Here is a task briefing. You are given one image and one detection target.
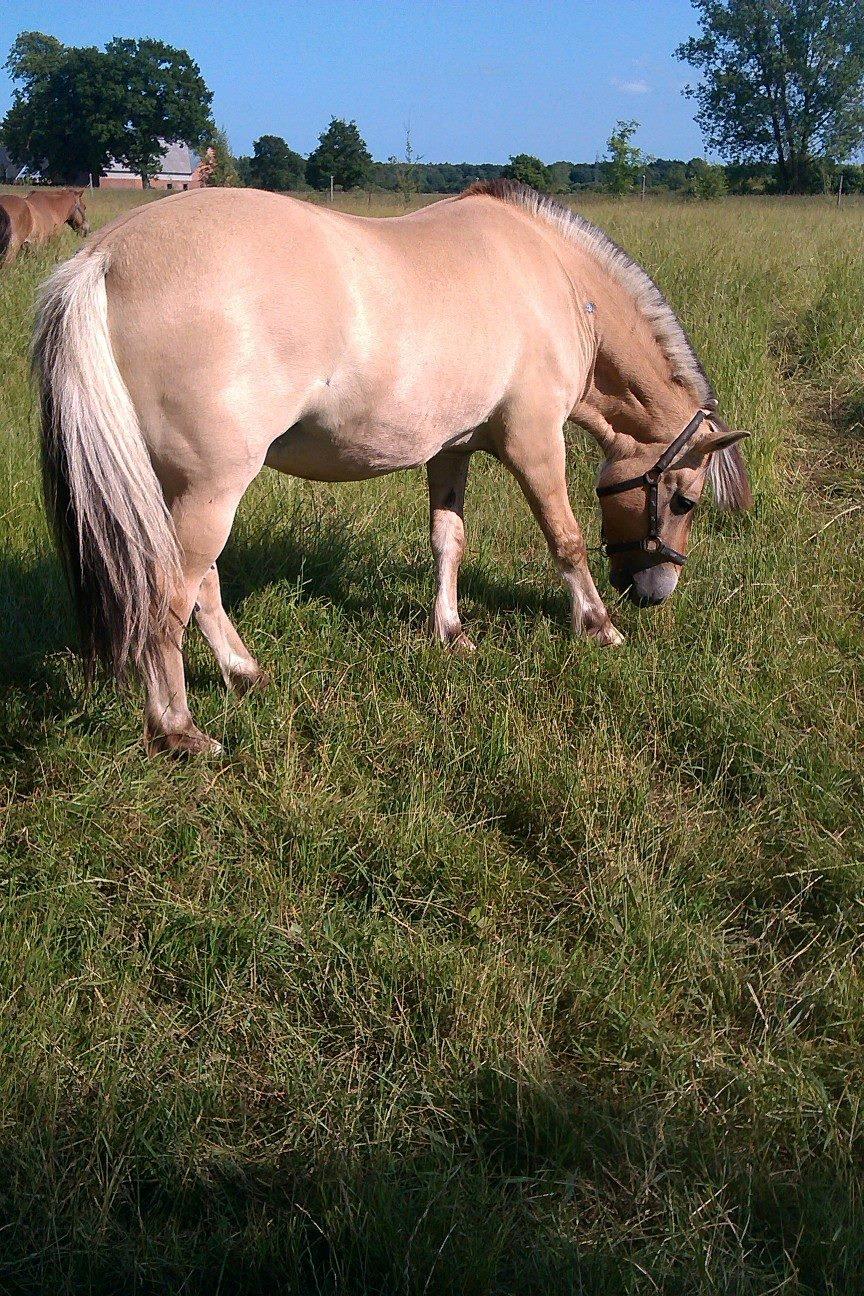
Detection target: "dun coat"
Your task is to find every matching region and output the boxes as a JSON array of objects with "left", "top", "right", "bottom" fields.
[{"left": 32, "top": 181, "right": 751, "bottom": 754}]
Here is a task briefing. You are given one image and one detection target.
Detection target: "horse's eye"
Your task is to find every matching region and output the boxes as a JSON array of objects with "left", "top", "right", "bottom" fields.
[{"left": 671, "top": 492, "right": 697, "bottom": 515}]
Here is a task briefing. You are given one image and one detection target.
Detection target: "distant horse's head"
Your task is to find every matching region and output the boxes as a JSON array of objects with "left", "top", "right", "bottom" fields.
[
  {"left": 66, "top": 188, "right": 91, "bottom": 237},
  {"left": 596, "top": 413, "right": 752, "bottom": 606}
]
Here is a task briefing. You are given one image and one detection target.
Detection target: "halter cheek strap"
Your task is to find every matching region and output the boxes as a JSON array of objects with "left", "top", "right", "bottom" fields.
[{"left": 595, "top": 409, "right": 707, "bottom": 567}]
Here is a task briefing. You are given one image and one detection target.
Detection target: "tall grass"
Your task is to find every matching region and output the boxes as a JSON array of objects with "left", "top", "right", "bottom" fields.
[{"left": 0, "top": 189, "right": 862, "bottom": 1294}]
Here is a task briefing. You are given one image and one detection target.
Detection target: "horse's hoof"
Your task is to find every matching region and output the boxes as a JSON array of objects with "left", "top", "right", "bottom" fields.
[
  {"left": 447, "top": 631, "right": 476, "bottom": 655},
  {"left": 146, "top": 727, "right": 222, "bottom": 758},
  {"left": 593, "top": 623, "right": 625, "bottom": 647},
  {"left": 228, "top": 666, "right": 269, "bottom": 697}
]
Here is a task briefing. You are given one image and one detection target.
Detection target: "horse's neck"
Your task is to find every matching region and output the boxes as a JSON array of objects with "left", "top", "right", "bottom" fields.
[
  {"left": 580, "top": 273, "right": 696, "bottom": 448},
  {"left": 31, "top": 192, "right": 70, "bottom": 222}
]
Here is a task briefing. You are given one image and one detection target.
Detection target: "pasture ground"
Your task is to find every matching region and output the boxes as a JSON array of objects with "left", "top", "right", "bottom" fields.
[{"left": 0, "top": 186, "right": 862, "bottom": 1294}]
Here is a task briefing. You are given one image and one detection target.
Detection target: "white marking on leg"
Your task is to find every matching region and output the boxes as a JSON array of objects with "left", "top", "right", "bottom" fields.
[{"left": 561, "top": 568, "right": 624, "bottom": 645}]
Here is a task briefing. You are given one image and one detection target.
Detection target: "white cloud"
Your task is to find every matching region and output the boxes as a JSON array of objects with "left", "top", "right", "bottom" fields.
[{"left": 613, "top": 78, "right": 650, "bottom": 94}]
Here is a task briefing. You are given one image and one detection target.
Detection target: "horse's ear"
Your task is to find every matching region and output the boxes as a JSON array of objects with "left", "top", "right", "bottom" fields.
[
  {"left": 708, "top": 427, "right": 750, "bottom": 452},
  {"left": 701, "top": 414, "right": 750, "bottom": 454}
]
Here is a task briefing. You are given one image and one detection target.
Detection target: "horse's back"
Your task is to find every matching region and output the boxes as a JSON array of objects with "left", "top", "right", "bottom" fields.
[
  {"left": 0, "top": 193, "right": 32, "bottom": 221},
  {"left": 97, "top": 189, "right": 352, "bottom": 383},
  {"left": 87, "top": 187, "right": 583, "bottom": 477},
  {"left": 97, "top": 187, "right": 576, "bottom": 379},
  {"left": 95, "top": 186, "right": 569, "bottom": 305}
]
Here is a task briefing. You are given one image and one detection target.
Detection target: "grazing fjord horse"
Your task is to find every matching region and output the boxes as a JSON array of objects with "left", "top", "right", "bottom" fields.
[
  {"left": 0, "top": 187, "right": 90, "bottom": 265},
  {"left": 33, "top": 180, "right": 751, "bottom": 755}
]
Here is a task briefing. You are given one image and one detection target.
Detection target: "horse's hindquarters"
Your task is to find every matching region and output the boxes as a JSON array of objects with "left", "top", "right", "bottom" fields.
[{"left": 0, "top": 196, "right": 34, "bottom": 263}]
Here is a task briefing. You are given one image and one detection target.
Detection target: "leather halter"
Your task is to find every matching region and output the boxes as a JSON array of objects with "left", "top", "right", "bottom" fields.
[{"left": 596, "top": 409, "right": 708, "bottom": 567}]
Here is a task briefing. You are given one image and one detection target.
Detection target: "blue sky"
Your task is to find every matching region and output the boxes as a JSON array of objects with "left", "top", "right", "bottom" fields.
[{"left": 0, "top": 1, "right": 710, "bottom": 163}]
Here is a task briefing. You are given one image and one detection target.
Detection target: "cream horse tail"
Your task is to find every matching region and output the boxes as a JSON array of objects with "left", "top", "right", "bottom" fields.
[{"left": 32, "top": 247, "right": 181, "bottom": 681}]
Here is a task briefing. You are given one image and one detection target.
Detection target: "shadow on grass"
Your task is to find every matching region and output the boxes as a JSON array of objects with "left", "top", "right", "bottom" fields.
[
  {"left": 218, "top": 511, "right": 564, "bottom": 633},
  {"left": 0, "top": 548, "right": 71, "bottom": 674},
  {"left": 2, "top": 488, "right": 568, "bottom": 684},
  {"left": 0, "top": 1068, "right": 860, "bottom": 1294},
  {"left": 0, "top": 508, "right": 567, "bottom": 766},
  {"left": 0, "top": 549, "right": 84, "bottom": 765}
]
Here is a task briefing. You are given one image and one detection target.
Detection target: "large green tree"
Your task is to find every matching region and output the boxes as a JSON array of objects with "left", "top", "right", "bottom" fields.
[
  {"left": 249, "top": 134, "right": 306, "bottom": 191},
  {"left": 684, "top": 156, "right": 729, "bottom": 198},
  {"left": 547, "top": 161, "right": 574, "bottom": 193},
  {"left": 2, "top": 31, "right": 212, "bottom": 183},
  {"left": 103, "top": 37, "right": 213, "bottom": 182},
  {"left": 305, "top": 118, "right": 372, "bottom": 191},
  {"left": 677, "top": 1, "right": 864, "bottom": 192},
  {"left": 2, "top": 33, "right": 126, "bottom": 180}
]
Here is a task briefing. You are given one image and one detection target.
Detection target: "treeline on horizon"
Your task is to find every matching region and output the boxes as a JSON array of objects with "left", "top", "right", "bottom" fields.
[
  {"left": 229, "top": 120, "right": 861, "bottom": 198},
  {"left": 236, "top": 154, "right": 864, "bottom": 197}
]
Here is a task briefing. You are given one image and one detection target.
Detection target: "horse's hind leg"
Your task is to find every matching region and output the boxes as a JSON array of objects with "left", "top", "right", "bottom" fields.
[
  {"left": 2, "top": 230, "right": 23, "bottom": 266},
  {"left": 194, "top": 562, "right": 268, "bottom": 695},
  {"left": 426, "top": 450, "right": 474, "bottom": 652},
  {"left": 144, "top": 480, "right": 256, "bottom": 756}
]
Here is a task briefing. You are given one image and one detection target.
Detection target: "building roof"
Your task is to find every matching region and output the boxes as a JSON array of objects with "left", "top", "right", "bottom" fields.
[
  {"left": 103, "top": 140, "right": 200, "bottom": 180},
  {"left": 159, "top": 141, "right": 200, "bottom": 176},
  {"left": 0, "top": 145, "right": 22, "bottom": 181}
]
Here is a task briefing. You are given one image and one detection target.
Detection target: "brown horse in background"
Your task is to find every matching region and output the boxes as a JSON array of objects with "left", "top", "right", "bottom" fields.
[{"left": 0, "top": 187, "right": 90, "bottom": 265}]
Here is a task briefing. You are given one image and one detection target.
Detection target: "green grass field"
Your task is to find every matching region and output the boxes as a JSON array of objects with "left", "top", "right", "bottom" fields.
[{"left": 0, "top": 187, "right": 862, "bottom": 1294}]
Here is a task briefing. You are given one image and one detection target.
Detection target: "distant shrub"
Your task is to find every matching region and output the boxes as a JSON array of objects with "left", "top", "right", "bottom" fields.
[
  {"left": 501, "top": 154, "right": 552, "bottom": 192},
  {"left": 685, "top": 158, "right": 728, "bottom": 199}
]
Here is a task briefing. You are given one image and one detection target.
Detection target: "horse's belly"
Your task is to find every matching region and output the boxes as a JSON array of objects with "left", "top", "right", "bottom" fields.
[{"left": 265, "top": 417, "right": 449, "bottom": 482}]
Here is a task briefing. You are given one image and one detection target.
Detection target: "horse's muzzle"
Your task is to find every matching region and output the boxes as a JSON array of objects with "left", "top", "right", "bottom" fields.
[{"left": 610, "top": 562, "right": 680, "bottom": 606}]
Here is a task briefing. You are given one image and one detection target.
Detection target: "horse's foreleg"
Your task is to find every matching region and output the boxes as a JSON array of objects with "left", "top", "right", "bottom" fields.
[
  {"left": 194, "top": 562, "right": 268, "bottom": 695},
  {"left": 426, "top": 450, "right": 474, "bottom": 652},
  {"left": 144, "top": 483, "right": 254, "bottom": 756},
  {"left": 499, "top": 417, "right": 623, "bottom": 646}
]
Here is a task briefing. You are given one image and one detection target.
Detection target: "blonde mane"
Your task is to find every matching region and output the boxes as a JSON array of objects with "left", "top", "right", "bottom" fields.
[{"left": 462, "top": 179, "right": 716, "bottom": 408}]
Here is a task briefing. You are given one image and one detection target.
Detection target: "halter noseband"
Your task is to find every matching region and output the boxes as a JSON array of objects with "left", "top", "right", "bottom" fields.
[{"left": 596, "top": 409, "right": 708, "bottom": 567}]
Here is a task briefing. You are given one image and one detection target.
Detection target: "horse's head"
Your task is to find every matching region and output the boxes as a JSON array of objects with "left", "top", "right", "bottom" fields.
[
  {"left": 66, "top": 188, "right": 90, "bottom": 237},
  {"left": 596, "top": 412, "right": 752, "bottom": 606}
]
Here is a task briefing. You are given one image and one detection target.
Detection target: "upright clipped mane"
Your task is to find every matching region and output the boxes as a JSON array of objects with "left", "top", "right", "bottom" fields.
[{"left": 461, "top": 179, "right": 716, "bottom": 408}]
